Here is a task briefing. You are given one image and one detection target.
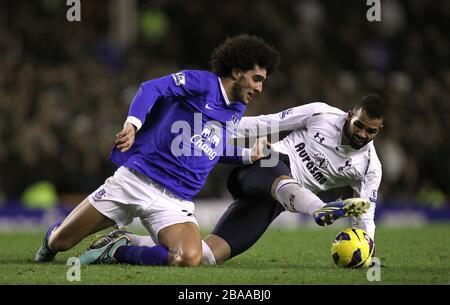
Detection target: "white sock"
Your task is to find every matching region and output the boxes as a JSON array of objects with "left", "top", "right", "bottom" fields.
[
  {"left": 275, "top": 179, "right": 325, "bottom": 215},
  {"left": 201, "top": 240, "right": 216, "bottom": 265},
  {"left": 125, "top": 233, "right": 216, "bottom": 265}
]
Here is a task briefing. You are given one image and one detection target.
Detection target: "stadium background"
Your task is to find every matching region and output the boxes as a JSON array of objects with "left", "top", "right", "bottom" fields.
[{"left": 0, "top": 0, "right": 449, "bottom": 230}]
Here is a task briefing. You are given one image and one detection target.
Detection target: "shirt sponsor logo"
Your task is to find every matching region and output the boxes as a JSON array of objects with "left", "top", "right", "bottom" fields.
[
  {"left": 172, "top": 72, "right": 186, "bottom": 86},
  {"left": 190, "top": 124, "right": 221, "bottom": 160},
  {"left": 295, "top": 142, "right": 327, "bottom": 185}
]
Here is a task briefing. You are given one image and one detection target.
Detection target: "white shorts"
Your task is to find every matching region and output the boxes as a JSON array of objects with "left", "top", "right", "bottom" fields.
[{"left": 88, "top": 166, "right": 198, "bottom": 243}]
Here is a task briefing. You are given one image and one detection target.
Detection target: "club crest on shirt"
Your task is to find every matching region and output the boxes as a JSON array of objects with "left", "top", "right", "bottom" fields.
[
  {"left": 338, "top": 159, "right": 352, "bottom": 172},
  {"left": 231, "top": 112, "right": 240, "bottom": 125},
  {"left": 229, "top": 112, "right": 241, "bottom": 136}
]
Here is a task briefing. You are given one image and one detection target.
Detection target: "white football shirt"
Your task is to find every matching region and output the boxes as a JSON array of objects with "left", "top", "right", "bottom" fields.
[{"left": 235, "top": 102, "right": 382, "bottom": 237}]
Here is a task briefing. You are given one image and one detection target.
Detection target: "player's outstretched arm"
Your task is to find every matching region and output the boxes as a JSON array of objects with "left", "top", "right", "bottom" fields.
[
  {"left": 235, "top": 102, "right": 326, "bottom": 138},
  {"left": 219, "top": 136, "right": 271, "bottom": 164}
]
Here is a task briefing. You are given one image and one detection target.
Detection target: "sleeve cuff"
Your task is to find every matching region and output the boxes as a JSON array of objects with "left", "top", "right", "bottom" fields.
[{"left": 125, "top": 116, "right": 142, "bottom": 131}]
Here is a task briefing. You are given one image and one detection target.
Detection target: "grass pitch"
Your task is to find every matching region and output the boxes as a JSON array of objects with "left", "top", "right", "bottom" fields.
[{"left": 0, "top": 224, "right": 449, "bottom": 285}]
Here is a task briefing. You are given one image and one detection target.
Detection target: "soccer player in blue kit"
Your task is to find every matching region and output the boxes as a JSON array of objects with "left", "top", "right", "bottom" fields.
[{"left": 34, "top": 34, "right": 281, "bottom": 267}]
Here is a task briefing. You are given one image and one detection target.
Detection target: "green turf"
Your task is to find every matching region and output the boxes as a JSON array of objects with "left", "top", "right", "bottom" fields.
[{"left": 0, "top": 224, "right": 449, "bottom": 284}]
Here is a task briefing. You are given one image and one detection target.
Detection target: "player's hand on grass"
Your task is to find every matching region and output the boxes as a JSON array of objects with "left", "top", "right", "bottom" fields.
[
  {"left": 116, "top": 122, "right": 136, "bottom": 152},
  {"left": 250, "top": 136, "right": 271, "bottom": 162}
]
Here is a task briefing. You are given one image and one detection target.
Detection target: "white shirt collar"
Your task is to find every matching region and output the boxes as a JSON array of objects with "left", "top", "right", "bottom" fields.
[
  {"left": 218, "top": 77, "right": 235, "bottom": 106},
  {"left": 334, "top": 113, "right": 350, "bottom": 147}
]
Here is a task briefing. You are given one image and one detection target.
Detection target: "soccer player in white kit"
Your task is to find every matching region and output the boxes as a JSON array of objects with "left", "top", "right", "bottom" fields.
[
  {"left": 89, "top": 94, "right": 385, "bottom": 266},
  {"left": 204, "top": 94, "right": 385, "bottom": 264}
]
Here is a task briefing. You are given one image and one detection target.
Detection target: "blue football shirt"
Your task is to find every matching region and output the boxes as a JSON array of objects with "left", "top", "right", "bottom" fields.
[{"left": 110, "top": 70, "right": 248, "bottom": 201}]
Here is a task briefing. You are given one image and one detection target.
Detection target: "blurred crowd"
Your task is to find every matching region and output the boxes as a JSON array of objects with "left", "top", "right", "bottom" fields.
[{"left": 0, "top": 0, "right": 448, "bottom": 207}]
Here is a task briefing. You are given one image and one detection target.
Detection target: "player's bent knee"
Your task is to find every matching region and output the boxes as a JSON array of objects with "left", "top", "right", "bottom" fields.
[
  {"left": 271, "top": 175, "right": 292, "bottom": 199},
  {"left": 173, "top": 247, "right": 202, "bottom": 267}
]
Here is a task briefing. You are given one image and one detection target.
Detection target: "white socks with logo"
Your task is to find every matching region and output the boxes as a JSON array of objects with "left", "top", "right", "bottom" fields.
[{"left": 274, "top": 179, "right": 325, "bottom": 215}]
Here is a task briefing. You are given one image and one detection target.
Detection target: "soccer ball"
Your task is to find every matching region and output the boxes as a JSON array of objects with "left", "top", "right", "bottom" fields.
[{"left": 331, "top": 228, "right": 375, "bottom": 268}]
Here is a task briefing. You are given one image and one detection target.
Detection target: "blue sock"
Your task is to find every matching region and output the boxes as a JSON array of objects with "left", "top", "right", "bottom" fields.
[
  {"left": 114, "top": 245, "right": 169, "bottom": 266},
  {"left": 46, "top": 220, "right": 63, "bottom": 252}
]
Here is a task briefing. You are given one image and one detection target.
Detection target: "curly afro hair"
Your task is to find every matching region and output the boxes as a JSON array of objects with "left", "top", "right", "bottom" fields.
[{"left": 209, "top": 34, "right": 280, "bottom": 77}]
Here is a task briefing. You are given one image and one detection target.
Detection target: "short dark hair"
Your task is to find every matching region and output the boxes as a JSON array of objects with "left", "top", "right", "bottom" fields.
[
  {"left": 356, "top": 93, "right": 387, "bottom": 118},
  {"left": 209, "top": 34, "right": 280, "bottom": 77}
]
